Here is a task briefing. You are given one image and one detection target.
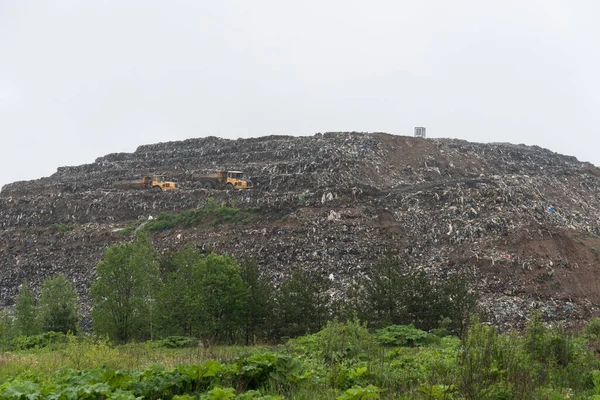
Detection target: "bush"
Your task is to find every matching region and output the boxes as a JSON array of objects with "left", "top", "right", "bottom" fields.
[
  {"left": 376, "top": 324, "right": 434, "bottom": 347},
  {"left": 13, "top": 331, "right": 68, "bottom": 350},
  {"left": 587, "top": 318, "right": 600, "bottom": 338},
  {"left": 337, "top": 385, "right": 382, "bottom": 400},
  {"left": 288, "top": 319, "right": 376, "bottom": 365},
  {"left": 150, "top": 336, "right": 199, "bottom": 348},
  {"left": 233, "top": 352, "right": 308, "bottom": 391},
  {"left": 524, "top": 311, "right": 576, "bottom": 368}
]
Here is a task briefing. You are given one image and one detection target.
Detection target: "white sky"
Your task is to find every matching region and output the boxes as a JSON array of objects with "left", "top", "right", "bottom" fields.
[{"left": 1, "top": 1, "right": 599, "bottom": 189}]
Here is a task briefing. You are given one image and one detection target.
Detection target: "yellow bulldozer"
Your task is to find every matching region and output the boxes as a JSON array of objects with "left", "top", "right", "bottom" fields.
[
  {"left": 197, "top": 170, "right": 253, "bottom": 190},
  {"left": 113, "top": 175, "right": 178, "bottom": 191}
]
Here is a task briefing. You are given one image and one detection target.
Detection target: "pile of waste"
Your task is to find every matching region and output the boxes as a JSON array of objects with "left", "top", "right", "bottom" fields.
[{"left": 1, "top": 132, "right": 599, "bottom": 329}]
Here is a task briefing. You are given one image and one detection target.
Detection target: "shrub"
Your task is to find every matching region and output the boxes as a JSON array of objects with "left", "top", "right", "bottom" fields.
[
  {"left": 234, "top": 352, "right": 305, "bottom": 391},
  {"left": 460, "top": 319, "right": 535, "bottom": 399},
  {"left": 524, "top": 311, "right": 576, "bottom": 368},
  {"left": 376, "top": 324, "right": 434, "bottom": 347},
  {"left": 150, "top": 336, "right": 198, "bottom": 348},
  {"left": 336, "top": 385, "right": 382, "bottom": 400},
  {"left": 13, "top": 331, "right": 68, "bottom": 350},
  {"left": 288, "top": 319, "right": 376, "bottom": 365},
  {"left": 587, "top": 318, "right": 600, "bottom": 338}
]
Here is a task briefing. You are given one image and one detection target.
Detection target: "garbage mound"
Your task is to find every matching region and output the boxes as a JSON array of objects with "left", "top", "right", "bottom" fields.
[{"left": 1, "top": 132, "right": 599, "bottom": 329}]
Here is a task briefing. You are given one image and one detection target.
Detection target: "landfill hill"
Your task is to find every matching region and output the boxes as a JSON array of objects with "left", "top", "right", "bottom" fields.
[{"left": 2, "top": 131, "right": 600, "bottom": 329}]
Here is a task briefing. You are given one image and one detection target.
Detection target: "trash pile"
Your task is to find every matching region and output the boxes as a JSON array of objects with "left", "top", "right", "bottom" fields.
[{"left": 1, "top": 132, "right": 600, "bottom": 330}]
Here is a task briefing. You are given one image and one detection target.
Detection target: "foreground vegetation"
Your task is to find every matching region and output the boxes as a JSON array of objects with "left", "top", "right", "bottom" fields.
[
  {"left": 3, "top": 317, "right": 600, "bottom": 398},
  {"left": 4, "top": 215, "right": 600, "bottom": 397}
]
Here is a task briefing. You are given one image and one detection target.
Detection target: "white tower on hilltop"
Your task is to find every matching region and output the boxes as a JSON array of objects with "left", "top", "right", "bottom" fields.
[{"left": 414, "top": 127, "right": 426, "bottom": 138}]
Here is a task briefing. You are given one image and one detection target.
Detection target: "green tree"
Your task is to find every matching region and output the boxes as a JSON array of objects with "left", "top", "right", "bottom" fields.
[
  {"left": 362, "top": 257, "right": 478, "bottom": 332},
  {"left": 156, "top": 249, "right": 248, "bottom": 342},
  {"left": 156, "top": 246, "right": 200, "bottom": 337},
  {"left": 403, "top": 270, "right": 442, "bottom": 331},
  {"left": 362, "top": 256, "right": 407, "bottom": 327},
  {"left": 273, "top": 266, "right": 329, "bottom": 339},
  {"left": 439, "top": 272, "right": 479, "bottom": 335},
  {"left": 14, "top": 279, "right": 39, "bottom": 336},
  {"left": 38, "top": 274, "right": 79, "bottom": 334},
  {"left": 192, "top": 253, "right": 248, "bottom": 341},
  {"left": 90, "top": 232, "right": 159, "bottom": 343},
  {"left": 0, "top": 311, "right": 16, "bottom": 350},
  {"left": 240, "top": 257, "right": 274, "bottom": 344}
]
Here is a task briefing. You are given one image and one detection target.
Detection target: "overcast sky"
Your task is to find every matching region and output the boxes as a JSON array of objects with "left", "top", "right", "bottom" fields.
[{"left": 1, "top": 1, "right": 599, "bottom": 189}]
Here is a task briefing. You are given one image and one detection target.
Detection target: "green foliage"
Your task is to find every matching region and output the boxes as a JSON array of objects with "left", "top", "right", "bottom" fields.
[
  {"left": 273, "top": 266, "right": 330, "bottom": 339},
  {"left": 237, "top": 391, "right": 282, "bottom": 400},
  {"left": 360, "top": 256, "right": 405, "bottom": 327},
  {"left": 3, "top": 319, "right": 600, "bottom": 398},
  {"left": 144, "top": 197, "right": 258, "bottom": 232},
  {"left": 0, "top": 311, "right": 15, "bottom": 350},
  {"left": 524, "top": 311, "right": 575, "bottom": 367},
  {"left": 0, "top": 355, "right": 287, "bottom": 399},
  {"left": 240, "top": 258, "right": 275, "bottom": 345},
  {"left": 375, "top": 324, "right": 433, "bottom": 347},
  {"left": 336, "top": 385, "right": 382, "bottom": 400},
  {"left": 156, "top": 246, "right": 202, "bottom": 337},
  {"left": 50, "top": 223, "right": 74, "bottom": 232},
  {"left": 460, "top": 318, "right": 536, "bottom": 399},
  {"left": 438, "top": 273, "right": 479, "bottom": 336},
  {"left": 151, "top": 336, "right": 199, "bottom": 348},
  {"left": 157, "top": 248, "right": 248, "bottom": 341},
  {"left": 288, "top": 319, "right": 376, "bottom": 365},
  {"left": 235, "top": 352, "right": 288, "bottom": 390},
  {"left": 201, "top": 387, "right": 236, "bottom": 399},
  {"left": 586, "top": 317, "right": 600, "bottom": 338},
  {"left": 459, "top": 320, "right": 504, "bottom": 399},
  {"left": 14, "top": 279, "right": 40, "bottom": 337},
  {"left": 59, "top": 334, "right": 123, "bottom": 370},
  {"left": 12, "top": 331, "right": 68, "bottom": 350},
  {"left": 192, "top": 254, "right": 248, "bottom": 341},
  {"left": 90, "top": 232, "right": 160, "bottom": 342},
  {"left": 37, "top": 274, "right": 79, "bottom": 334},
  {"left": 418, "top": 384, "right": 458, "bottom": 400},
  {"left": 360, "top": 257, "right": 478, "bottom": 334}
]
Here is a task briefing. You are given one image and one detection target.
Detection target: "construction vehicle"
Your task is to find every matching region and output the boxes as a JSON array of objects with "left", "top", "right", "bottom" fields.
[
  {"left": 197, "top": 170, "right": 253, "bottom": 190},
  {"left": 112, "top": 175, "right": 179, "bottom": 191}
]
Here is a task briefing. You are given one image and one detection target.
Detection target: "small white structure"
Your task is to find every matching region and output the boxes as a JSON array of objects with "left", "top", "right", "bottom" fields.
[{"left": 414, "top": 127, "right": 426, "bottom": 138}]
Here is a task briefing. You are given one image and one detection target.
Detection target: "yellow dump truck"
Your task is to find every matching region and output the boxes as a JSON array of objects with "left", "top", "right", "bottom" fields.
[
  {"left": 197, "top": 170, "right": 253, "bottom": 190},
  {"left": 113, "top": 175, "right": 178, "bottom": 191}
]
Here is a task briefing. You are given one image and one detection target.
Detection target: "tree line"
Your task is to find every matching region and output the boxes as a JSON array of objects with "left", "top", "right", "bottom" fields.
[{"left": 2, "top": 232, "right": 477, "bottom": 344}]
